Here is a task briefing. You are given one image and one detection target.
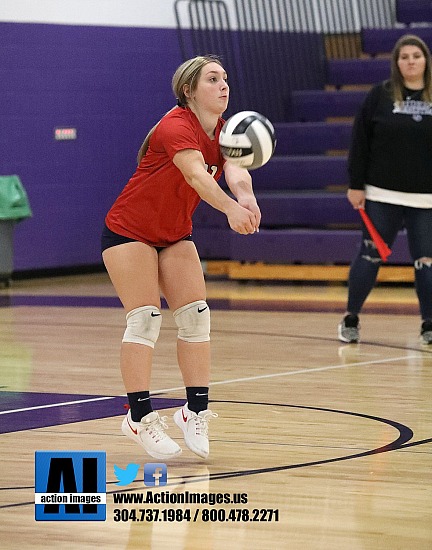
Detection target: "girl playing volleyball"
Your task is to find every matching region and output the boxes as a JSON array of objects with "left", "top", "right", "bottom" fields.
[{"left": 102, "top": 55, "right": 260, "bottom": 459}]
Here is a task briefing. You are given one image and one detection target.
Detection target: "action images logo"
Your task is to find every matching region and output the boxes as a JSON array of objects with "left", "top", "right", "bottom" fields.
[{"left": 35, "top": 451, "right": 106, "bottom": 521}]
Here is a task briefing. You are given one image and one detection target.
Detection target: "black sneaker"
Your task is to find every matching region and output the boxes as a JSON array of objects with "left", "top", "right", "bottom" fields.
[
  {"left": 420, "top": 320, "right": 432, "bottom": 345},
  {"left": 338, "top": 314, "right": 360, "bottom": 343}
]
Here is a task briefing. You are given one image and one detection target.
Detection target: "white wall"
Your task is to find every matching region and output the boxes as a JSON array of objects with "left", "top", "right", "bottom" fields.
[
  {"left": 0, "top": 0, "right": 394, "bottom": 30},
  {"left": 0, "top": 0, "right": 178, "bottom": 27}
]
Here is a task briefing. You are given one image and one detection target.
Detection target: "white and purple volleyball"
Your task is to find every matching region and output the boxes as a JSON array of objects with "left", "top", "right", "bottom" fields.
[{"left": 219, "top": 111, "right": 276, "bottom": 170}]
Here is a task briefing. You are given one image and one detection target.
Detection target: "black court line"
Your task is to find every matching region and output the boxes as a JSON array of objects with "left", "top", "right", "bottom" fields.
[
  {"left": 2, "top": 400, "right": 425, "bottom": 509},
  {"left": 105, "top": 400, "right": 417, "bottom": 491}
]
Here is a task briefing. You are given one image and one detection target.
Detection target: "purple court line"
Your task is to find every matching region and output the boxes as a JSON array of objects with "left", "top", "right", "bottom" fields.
[
  {"left": 0, "top": 293, "right": 419, "bottom": 314},
  {"left": 0, "top": 295, "right": 123, "bottom": 308},
  {"left": 0, "top": 391, "right": 185, "bottom": 434}
]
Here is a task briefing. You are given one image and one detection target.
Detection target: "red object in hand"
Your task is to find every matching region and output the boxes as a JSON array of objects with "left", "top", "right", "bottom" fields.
[{"left": 359, "top": 208, "right": 392, "bottom": 262}]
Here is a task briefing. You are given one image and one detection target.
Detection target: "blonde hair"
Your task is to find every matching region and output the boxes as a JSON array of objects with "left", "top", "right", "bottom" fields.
[
  {"left": 137, "top": 55, "right": 223, "bottom": 164},
  {"left": 390, "top": 34, "right": 432, "bottom": 104}
]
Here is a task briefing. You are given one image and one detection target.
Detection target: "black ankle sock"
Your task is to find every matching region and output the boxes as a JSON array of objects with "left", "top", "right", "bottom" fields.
[
  {"left": 422, "top": 319, "right": 432, "bottom": 331},
  {"left": 186, "top": 387, "right": 209, "bottom": 414},
  {"left": 344, "top": 314, "right": 359, "bottom": 327},
  {"left": 127, "top": 391, "right": 152, "bottom": 422}
]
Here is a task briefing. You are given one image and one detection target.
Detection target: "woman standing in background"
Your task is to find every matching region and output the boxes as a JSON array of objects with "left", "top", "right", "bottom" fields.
[{"left": 339, "top": 34, "right": 432, "bottom": 345}]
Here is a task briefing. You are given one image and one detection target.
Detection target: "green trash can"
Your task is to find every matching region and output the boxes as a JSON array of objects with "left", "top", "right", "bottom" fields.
[{"left": 0, "top": 175, "right": 32, "bottom": 286}]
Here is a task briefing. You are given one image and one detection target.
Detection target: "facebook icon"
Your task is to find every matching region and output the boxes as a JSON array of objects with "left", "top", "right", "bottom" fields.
[{"left": 144, "top": 463, "right": 167, "bottom": 487}]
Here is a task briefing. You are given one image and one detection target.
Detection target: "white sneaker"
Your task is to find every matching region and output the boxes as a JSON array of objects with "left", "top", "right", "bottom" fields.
[
  {"left": 338, "top": 314, "right": 360, "bottom": 343},
  {"left": 420, "top": 320, "right": 432, "bottom": 345},
  {"left": 121, "top": 410, "right": 182, "bottom": 460},
  {"left": 173, "top": 403, "right": 218, "bottom": 459}
]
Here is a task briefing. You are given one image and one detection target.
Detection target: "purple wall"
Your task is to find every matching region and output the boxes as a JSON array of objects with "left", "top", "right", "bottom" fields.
[
  {"left": 0, "top": 22, "right": 326, "bottom": 272},
  {"left": 0, "top": 22, "right": 182, "bottom": 270}
]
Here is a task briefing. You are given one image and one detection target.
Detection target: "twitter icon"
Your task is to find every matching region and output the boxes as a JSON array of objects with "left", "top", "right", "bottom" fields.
[{"left": 114, "top": 463, "right": 140, "bottom": 486}]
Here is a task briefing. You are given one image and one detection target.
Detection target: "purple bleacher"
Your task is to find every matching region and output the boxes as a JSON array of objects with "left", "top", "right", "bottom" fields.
[
  {"left": 230, "top": 229, "right": 411, "bottom": 264},
  {"left": 362, "top": 27, "right": 432, "bottom": 55},
  {"left": 256, "top": 192, "right": 356, "bottom": 226},
  {"left": 193, "top": 227, "right": 231, "bottom": 259},
  {"left": 193, "top": 201, "right": 227, "bottom": 228},
  {"left": 251, "top": 156, "right": 348, "bottom": 190},
  {"left": 396, "top": 0, "right": 432, "bottom": 24},
  {"left": 274, "top": 122, "right": 352, "bottom": 154},
  {"left": 195, "top": 192, "right": 356, "bottom": 229},
  {"left": 327, "top": 58, "right": 390, "bottom": 86},
  {"left": 291, "top": 90, "right": 367, "bottom": 121}
]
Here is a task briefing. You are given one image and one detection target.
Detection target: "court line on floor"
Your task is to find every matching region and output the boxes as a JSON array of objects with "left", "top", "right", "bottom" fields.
[
  {"left": 153, "top": 353, "right": 421, "bottom": 394},
  {"left": 0, "top": 353, "right": 420, "bottom": 415},
  {"left": 0, "top": 396, "right": 113, "bottom": 415}
]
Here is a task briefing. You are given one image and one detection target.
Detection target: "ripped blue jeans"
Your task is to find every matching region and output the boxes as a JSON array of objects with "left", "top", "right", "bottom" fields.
[{"left": 347, "top": 199, "right": 432, "bottom": 320}]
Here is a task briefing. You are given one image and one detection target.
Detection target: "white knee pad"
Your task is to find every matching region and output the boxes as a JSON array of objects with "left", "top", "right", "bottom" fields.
[
  {"left": 173, "top": 300, "right": 210, "bottom": 343},
  {"left": 122, "top": 305, "right": 162, "bottom": 348}
]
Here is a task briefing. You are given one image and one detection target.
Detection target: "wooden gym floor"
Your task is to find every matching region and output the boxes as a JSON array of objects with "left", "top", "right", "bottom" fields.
[{"left": 0, "top": 270, "right": 431, "bottom": 549}]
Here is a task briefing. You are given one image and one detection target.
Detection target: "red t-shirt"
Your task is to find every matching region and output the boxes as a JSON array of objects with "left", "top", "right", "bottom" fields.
[{"left": 105, "top": 107, "right": 225, "bottom": 247}]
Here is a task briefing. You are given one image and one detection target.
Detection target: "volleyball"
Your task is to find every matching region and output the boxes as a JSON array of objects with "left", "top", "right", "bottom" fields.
[{"left": 219, "top": 111, "right": 276, "bottom": 170}]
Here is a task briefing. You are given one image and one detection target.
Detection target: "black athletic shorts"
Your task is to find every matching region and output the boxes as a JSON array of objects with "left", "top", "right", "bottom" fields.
[{"left": 101, "top": 224, "right": 192, "bottom": 254}]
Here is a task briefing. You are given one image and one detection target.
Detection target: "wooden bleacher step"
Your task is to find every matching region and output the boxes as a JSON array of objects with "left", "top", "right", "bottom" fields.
[{"left": 204, "top": 262, "right": 414, "bottom": 283}]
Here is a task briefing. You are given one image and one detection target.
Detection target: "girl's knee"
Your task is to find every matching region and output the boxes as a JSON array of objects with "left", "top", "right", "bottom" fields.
[
  {"left": 414, "top": 257, "right": 432, "bottom": 269},
  {"left": 361, "top": 239, "right": 382, "bottom": 264}
]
